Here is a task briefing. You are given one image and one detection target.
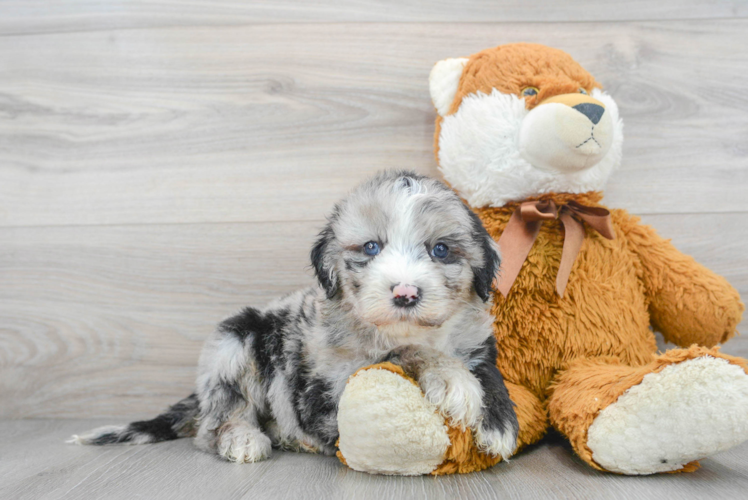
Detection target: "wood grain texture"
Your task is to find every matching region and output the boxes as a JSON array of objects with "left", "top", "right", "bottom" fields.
[
  {"left": 1, "top": 419, "right": 747, "bottom": 500},
  {"left": 1, "top": 214, "right": 745, "bottom": 419},
  {"left": 2, "top": 20, "right": 748, "bottom": 228},
  {"left": 0, "top": 221, "right": 319, "bottom": 419},
  {"left": 1, "top": 0, "right": 747, "bottom": 36},
  {"left": 2, "top": 2, "right": 747, "bottom": 490}
]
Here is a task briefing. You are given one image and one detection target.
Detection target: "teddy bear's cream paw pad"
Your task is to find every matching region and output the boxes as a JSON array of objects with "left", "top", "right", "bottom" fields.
[
  {"left": 217, "top": 423, "right": 272, "bottom": 463},
  {"left": 337, "top": 368, "right": 451, "bottom": 475},
  {"left": 587, "top": 356, "right": 748, "bottom": 475}
]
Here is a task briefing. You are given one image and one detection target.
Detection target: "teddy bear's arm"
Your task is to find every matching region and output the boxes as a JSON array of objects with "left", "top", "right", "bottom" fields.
[{"left": 618, "top": 211, "right": 744, "bottom": 347}]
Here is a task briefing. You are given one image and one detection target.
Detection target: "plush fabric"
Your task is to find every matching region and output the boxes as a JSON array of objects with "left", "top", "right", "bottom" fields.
[
  {"left": 449, "top": 44, "right": 601, "bottom": 113},
  {"left": 479, "top": 193, "right": 743, "bottom": 394},
  {"left": 336, "top": 363, "right": 503, "bottom": 475},
  {"left": 476, "top": 193, "right": 746, "bottom": 471},
  {"left": 336, "top": 363, "right": 451, "bottom": 475},
  {"left": 581, "top": 351, "right": 748, "bottom": 474},
  {"left": 335, "top": 42, "right": 746, "bottom": 476},
  {"left": 433, "top": 50, "right": 623, "bottom": 209}
]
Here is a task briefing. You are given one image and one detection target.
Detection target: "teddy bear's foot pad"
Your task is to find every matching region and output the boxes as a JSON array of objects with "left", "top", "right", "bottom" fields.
[
  {"left": 337, "top": 367, "right": 451, "bottom": 475},
  {"left": 587, "top": 356, "right": 748, "bottom": 475}
]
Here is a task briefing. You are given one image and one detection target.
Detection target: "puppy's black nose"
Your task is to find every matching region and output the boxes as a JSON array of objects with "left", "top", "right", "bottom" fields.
[
  {"left": 572, "top": 103, "right": 604, "bottom": 125},
  {"left": 392, "top": 283, "right": 420, "bottom": 308}
]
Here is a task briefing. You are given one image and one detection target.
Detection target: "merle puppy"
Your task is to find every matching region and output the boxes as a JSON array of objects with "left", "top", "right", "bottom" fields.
[{"left": 70, "top": 171, "right": 519, "bottom": 463}]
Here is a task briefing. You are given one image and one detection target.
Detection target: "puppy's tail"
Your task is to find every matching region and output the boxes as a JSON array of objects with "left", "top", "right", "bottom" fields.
[{"left": 67, "top": 393, "right": 199, "bottom": 446}]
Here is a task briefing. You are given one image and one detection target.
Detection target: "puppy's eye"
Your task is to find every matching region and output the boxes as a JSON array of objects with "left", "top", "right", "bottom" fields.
[
  {"left": 579, "top": 88, "right": 588, "bottom": 95},
  {"left": 431, "top": 243, "right": 449, "bottom": 259},
  {"left": 521, "top": 87, "right": 538, "bottom": 97},
  {"left": 363, "top": 241, "right": 380, "bottom": 256}
]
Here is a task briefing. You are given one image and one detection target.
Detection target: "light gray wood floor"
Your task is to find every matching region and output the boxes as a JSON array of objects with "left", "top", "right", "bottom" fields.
[
  {"left": 0, "top": 420, "right": 748, "bottom": 500},
  {"left": 1, "top": 0, "right": 747, "bottom": 497},
  {"left": 2, "top": 420, "right": 748, "bottom": 500},
  {"left": 2, "top": 4, "right": 748, "bottom": 422}
]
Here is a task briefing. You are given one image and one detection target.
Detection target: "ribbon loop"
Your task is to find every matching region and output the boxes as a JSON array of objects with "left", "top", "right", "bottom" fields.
[
  {"left": 565, "top": 200, "right": 616, "bottom": 240},
  {"left": 519, "top": 200, "right": 558, "bottom": 221},
  {"left": 496, "top": 199, "right": 615, "bottom": 298}
]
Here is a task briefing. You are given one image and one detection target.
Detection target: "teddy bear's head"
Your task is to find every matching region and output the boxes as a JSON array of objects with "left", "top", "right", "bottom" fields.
[{"left": 430, "top": 43, "right": 624, "bottom": 208}]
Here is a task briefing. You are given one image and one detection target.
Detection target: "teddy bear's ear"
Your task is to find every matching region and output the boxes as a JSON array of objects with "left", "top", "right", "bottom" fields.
[{"left": 429, "top": 58, "right": 469, "bottom": 117}]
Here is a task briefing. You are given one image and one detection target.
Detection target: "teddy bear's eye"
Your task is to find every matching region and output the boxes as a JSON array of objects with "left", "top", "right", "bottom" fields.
[
  {"left": 579, "top": 88, "right": 588, "bottom": 95},
  {"left": 521, "top": 87, "right": 539, "bottom": 97}
]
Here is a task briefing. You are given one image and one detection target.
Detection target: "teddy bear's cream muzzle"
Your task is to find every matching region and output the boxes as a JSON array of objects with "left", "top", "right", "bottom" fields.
[{"left": 519, "top": 93, "right": 613, "bottom": 174}]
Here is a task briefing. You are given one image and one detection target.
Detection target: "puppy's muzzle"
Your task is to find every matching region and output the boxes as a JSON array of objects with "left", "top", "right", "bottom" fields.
[{"left": 391, "top": 283, "right": 420, "bottom": 308}]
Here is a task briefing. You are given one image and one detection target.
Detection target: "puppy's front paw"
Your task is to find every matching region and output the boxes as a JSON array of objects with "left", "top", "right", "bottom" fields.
[
  {"left": 217, "top": 422, "right": 272, "bottom": 463},
  {"left": 474, "top": 423, "right": 517, "bottom": 460},
  {"left": 419, "top": 367, "right": 483, "bottom": 429}
]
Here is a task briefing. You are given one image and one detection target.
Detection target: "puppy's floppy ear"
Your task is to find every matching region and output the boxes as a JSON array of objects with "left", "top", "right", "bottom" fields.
[
  {"left": 466, "top": 209, "right": 501, "bottom": 302},
  {"left": 310, "top": 224, "right": 339, "bottom": 299}
]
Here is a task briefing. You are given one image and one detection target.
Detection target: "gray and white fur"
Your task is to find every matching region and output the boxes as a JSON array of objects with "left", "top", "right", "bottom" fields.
[{"left": 69, "top": 171, "right": 519, "bottom": 462}]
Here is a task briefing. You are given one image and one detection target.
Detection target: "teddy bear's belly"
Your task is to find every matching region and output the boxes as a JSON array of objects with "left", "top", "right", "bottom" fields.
[{"left": 490, "top": 229, "right": 657, "bottom": 397}]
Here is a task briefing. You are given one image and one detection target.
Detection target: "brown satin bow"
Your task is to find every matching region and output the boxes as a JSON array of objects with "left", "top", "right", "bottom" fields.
[{"left": 496, "top": 200, "right": 615, "bottom": 298}]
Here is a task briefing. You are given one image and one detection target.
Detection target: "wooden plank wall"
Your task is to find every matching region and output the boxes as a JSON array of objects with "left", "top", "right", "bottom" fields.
[{"left": 1, "top": 1, "right": 746, "bottom": 419}]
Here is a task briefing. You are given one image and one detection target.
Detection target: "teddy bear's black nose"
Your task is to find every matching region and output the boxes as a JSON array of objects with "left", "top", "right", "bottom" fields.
[{"left": 572, "top": 103, "right": 605, "bottom": 125}]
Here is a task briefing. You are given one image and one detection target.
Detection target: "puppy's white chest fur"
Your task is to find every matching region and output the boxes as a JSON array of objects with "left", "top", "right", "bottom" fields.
[{"left": 375, "top": 322, "right": 448, "bottom": 350}]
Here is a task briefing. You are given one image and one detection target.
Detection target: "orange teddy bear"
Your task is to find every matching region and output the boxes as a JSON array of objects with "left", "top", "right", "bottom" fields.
[{"left": 336, "top": 43, "right": 747, "bottom": 476}]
